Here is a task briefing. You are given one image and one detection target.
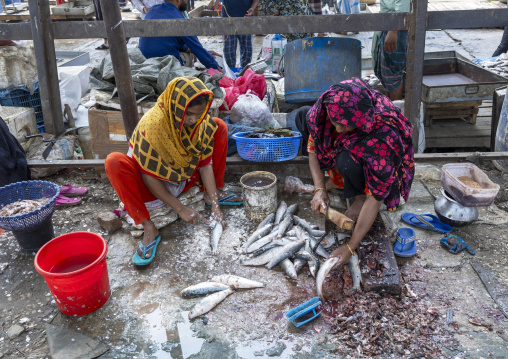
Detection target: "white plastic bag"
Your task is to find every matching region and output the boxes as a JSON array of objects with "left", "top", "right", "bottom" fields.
[
  {"left": 230, "top": 91, "right": 273, "bottom": 127},
  {"left": 261, "top": 34, "right": 287, "bottom": 72}
]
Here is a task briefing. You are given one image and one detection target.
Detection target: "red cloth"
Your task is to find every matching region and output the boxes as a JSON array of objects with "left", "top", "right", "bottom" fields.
[{"left": 105, "top": 118, "right": 228, "bottom": 225}]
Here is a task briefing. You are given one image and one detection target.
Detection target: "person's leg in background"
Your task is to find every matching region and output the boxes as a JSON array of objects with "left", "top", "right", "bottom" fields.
[
  {"left": 238, "top": 34, "right": 253, "bottom": 68},
  {"left": 335, "top": 150, "right": 367, "bottom": 220},
  {"left": 223, "top": 35, "right": 238, "bottom": 68},
  {"left": 493, "top": 27, "right": 508, "bottom": 57},
  {"left": 290, "top": 106, "right": 312, "bottom": 156}
]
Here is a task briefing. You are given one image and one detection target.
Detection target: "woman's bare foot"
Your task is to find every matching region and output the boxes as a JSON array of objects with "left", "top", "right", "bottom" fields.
[
  {"left": 344, "top": 195, "right": 367, "bottom": 222},
  {"left": 204, "top": 189, "right": 243, "bottom": 204},
  {"left": 139, "top": 220, "right": 159, "bottom": 258}
]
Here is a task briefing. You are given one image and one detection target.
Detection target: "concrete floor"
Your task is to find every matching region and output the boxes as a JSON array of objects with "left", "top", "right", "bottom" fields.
[{"left": 1, "top": 3, "right": 508, "bottom": 358}]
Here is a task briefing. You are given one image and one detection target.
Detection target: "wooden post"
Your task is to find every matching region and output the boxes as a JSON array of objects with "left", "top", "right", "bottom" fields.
[
  {"left": 28, "top": 0, "right": 64, "bottom": 134},
  {"left": 99, "top": 0, "right": 138, "bottom": 140},
  {"left": 404, "top": 0, "right": 428, "bottom": 152}
]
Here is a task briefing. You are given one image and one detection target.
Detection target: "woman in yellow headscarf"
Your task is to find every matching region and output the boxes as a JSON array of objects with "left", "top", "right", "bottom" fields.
[{"left": 105, "top": 77, "right": 242, "bottom": 266}]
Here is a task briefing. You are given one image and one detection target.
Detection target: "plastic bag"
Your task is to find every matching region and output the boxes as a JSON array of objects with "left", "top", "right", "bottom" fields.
[
  {"left": 262, "top": 34, "right": 287, "bottom": 72},
  {"left": 284, "top": 176, "right": 314, "bottom": 194},
  {"left": 230, "top": 91, "right": 273, "bottom": 127},
  {"left": 59, "top": 74, "right": 81, "bottom": 118},
  {"left": 217, "top": 68, "right": 267, "bottom": 111}
]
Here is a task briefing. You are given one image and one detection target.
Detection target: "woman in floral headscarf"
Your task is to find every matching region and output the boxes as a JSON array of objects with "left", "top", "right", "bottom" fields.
[{"left": 306, "top": 77, "right": 414, "bottom": 266}]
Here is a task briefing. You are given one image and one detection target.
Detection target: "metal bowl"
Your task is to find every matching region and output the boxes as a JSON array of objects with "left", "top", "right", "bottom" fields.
[{"left": 434, "top": 189, "right": 478, "bottom": 227}]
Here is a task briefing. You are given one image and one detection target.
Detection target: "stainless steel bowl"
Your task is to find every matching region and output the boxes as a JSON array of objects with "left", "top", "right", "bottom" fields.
[{"left": 434, "top": 189, "right": 478, "bottom": 227}]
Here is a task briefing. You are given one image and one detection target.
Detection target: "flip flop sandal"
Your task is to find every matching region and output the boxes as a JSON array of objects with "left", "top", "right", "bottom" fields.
[
  {"left": 401, "top": 213, "right": 453, "bottom": 234},
  {"left": 205, "top": 192, "right": 243, "bottom": 206},
  {"left": 59, "top": 184, "right": 88, "bottom": 197},
  {"left": 132, "top": 234, "right": 161, "bottom": 266},
  {"left": 393, "top": 228, "right": 417, "bottom": 257},
  {"left": 96, "top": 44, "right": 109, "bottom": 50},
  {"left": 56, "top": 194, "right": 82, "bottom": 207}
]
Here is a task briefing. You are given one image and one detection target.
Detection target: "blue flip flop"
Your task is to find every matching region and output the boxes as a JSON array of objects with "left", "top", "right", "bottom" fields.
[
  {"left": 205, "top": 192, "right": 243, "bottom": 206},
  {"left": 132, "top": 234, "right": 161, "bottom": 266},
  {"left": 401, "top": 213, "right": 453, "bottom": 234},
  {"left": 394, "top": 228, "right": 417, "bottom": 257}
]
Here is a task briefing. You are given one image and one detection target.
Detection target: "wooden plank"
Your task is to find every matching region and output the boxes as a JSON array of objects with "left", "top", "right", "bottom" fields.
[{"left": 425, "top": 118, "right": 491, "bottom": 148}]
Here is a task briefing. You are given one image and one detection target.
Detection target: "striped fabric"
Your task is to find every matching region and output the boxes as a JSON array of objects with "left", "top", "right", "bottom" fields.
[
  {"left": 307, "top": 0, "right": 322, "bottom": 14},
  {"left": 337, "top": 0, "right": 360, "bottom": 14},
  {"left": 223, "top": 35, "right": 253, "bottom": 68},
  {"left": 374, "top": 30, "right": 408, "bottom": 92}
]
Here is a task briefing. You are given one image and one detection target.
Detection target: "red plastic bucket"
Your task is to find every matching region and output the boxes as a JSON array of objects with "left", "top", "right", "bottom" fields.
[{"left": 34, "top": 232, "right": 111, "bottom": 316}]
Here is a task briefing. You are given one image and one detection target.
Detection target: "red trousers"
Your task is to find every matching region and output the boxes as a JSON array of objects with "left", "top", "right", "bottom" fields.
[{"left": 105, "top": 118, "right": 228, "bottom": 225}]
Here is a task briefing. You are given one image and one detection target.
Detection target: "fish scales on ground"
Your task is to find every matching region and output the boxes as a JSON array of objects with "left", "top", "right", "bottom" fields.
[
  {"left": 274, "top": 201, "right": 287, "bottom": 225},
  {"left": 265, "top": 239, "right": 305, "bottom": 270},
  {"left": 346, "top": 253, "right": 362, "bottom": 294},
  {"left": 188, "top": 287, "right": 234, "bottom": 320},
  {"left": 282, "top": 204, "right": 298, "bottom": 220},
  {"left": 246, "top": 231, "right": 277, "bottom": 254},
  {"left": 277, "top": 215, "right": 293, "bottom": 239},
  {"left": 180, "top": 282, "right": 230, "bottom": 298},
  {"left": 210, "top": 275, "right": 266, "bottom": 289},
  {"left": 279, "top": 259, "right": 298, "bottom": 280},
  {"left": 244, "top": 223, "right": 273, "bottom": 252},
  {"left": 317, "top": 257, "right": 339, "bottom": 301},
  {"left": 242, "top": 246, "right": 281, "bottom": 266},
  {"left": 257, "top": 213, "right": 275, "bottom": 231},
  {"left": 211, "top": 222, "right": 223, "bottom": 255}
]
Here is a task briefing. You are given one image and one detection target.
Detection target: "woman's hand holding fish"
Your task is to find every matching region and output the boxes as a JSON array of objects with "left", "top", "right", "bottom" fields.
[
  {"left": 330, "top": 243, "right": 353, "bottom": 268},
  {"left": 211, "top": 207, "right": 226, "bottom": 228},
  {"left": 311, "top": 189, "right": 329, "bottom": 214}
]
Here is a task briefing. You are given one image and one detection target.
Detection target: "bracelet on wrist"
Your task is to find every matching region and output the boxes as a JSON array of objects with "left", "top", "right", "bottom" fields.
[
  {"left": 313, "top": 187, "right": 326, "bottom": 194},
  {"left": 346, "top": 242, "right": 355, "bottom": 256}
]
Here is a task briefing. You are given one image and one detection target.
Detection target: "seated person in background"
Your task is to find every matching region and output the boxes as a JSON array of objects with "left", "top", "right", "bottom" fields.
[
  {"left": 131, "top": 0, "right": 164, "bottom": 19},
  {"left": 139, "top": 0, "right": 222, "bottom": 69}
]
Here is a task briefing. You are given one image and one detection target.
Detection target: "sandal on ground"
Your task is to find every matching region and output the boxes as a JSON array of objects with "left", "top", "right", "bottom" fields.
[
  {"left": 96, "top": 44, "right": 109, "bottom": 50},
  {"left": 393, "top": 228, "right": 416, "bottom": 257},
  {"left": 205, "top": 192, "right": 243, "bottom": 206},
  {"left": 440, "top": 234, "right": 475, "bottom": 255},
  {"left": 59, "top": 184, "right": 88, "bottom": 197},
  {"left": 56, "top": 194, "right": 81, "bottom": 207},
  {"left": 132, "top": 234, "right": 161, "bottom": 266},
  {"left": 401, "top": 213, "right": 453, "bottom": 234}
]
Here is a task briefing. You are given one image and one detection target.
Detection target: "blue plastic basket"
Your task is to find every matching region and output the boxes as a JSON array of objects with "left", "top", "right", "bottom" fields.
[
  {"left": 0, "top": 82, "right": 44, "bottom": 133},
  {"left": 232, "top": 131, "right": 302, "bottom": 162},
  {"left": 0, "top": 181, "right": 60, "bottom": 232}
]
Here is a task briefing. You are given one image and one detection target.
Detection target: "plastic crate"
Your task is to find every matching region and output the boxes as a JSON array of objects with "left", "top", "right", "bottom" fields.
[
  {"left": 0, "top": 82, "right": 44, "bottom": 132},
  {"left": 232, "top": 131, "right": 302, "bottom": 162}
]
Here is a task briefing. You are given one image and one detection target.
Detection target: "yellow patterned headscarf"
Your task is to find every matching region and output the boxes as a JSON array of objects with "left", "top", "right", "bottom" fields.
[{"left": 129, "top": 77, "right": 217, "bottom": 182}]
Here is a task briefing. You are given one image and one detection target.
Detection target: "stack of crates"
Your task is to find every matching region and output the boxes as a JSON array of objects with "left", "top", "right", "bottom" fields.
[{"left": 0, "top": 82, "right": 44, "bottom": 132}]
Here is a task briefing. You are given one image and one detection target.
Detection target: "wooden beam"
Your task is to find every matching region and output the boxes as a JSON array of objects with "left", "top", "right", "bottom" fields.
[
  {"left": 405, "top": 0, "right": 428, "bottom": 151},
  {"left": 99, "top": 0, "right": 139, "bottom": 140},
  {"left": 26, "top": 152, "right": 508, "bottom": 168},
  {"left": 28, "top": 0, "right": 64, "bottom": 135},
  {"left": 1, "top": 9, "right": 507, "bottom": 41}
]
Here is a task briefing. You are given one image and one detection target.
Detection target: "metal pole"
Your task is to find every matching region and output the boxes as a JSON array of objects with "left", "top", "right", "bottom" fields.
[
  {"left": 404, "top": 0, "right": 428, "bottom": 152},
  {"left": 99, "top": 0, "right": 138, "bottom": 139},
  {"left": 28, "top": 0, "right": 64, "bottom": 134}
]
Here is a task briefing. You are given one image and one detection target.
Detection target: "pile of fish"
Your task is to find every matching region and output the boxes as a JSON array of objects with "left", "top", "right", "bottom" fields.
[
  {"left": 181, "top": 275, "right": 266, "bottom": 320},
  {"left": 241, "top": 200, "right": 357, "bottom": 288},
  {"left": 473, "top": 53, "right": 508, "bottom": 78}
]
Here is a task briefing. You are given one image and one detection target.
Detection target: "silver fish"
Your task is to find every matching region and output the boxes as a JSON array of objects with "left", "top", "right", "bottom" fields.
[
  {"left": 346, "top": 253, "right": 362, "bottom": 294},
  {"left": 293, "top": 215, "right": 314, "bottom": 233},
  {"left": 272, "top": 238, "right": 293, "bottom": 247},
  {"left": 279, "top": 259, "right": 297, "bottom": 280},
  {"left": 180, "top": 282, "right": 230, "bottom": 298},
  {"left": 282, "top": 204, "right": 298, "bottom": 220},
  {"left": 211, "top": 275, "right": 266, "bottom": 289},
  {"left": 310, "top": 229, "right": 326, "bottom": 237},
  {"left": 251, "top": 242, "right": 281, "bottom": 257},
  {"left": 277, "top": 215, "right": 293, "bottom": 239},
  {"left": 188, "top": 287, "right": 234, "bottom": 320},
  {"left": 265, "top": 239, "right": 305, "bottom": 270},
  {"left": 320, "top": 233, "right": 336, "bottom": 249},
  {"left": 211, "top": 222, "right": 223, "bottom": 255},
  {"left": 246, "top": 231, "right": 277, "bottom": 254},
  {"left": 293, "top": 258, "right": 307, "bottom": 274},
  {"left": 286, "top": 228, "right": 297, "bottom": 237},
  {"left": 257, "top": 213, "right": 275, "bottom": 231},
  {"left": 274, "top": 201, "right": 287, "bottom": 225},
  {"left": 316, "top": 257, "right": 339, "bottom": 301},
  {"left": 295, "top": 250, "right": 320, "bottom": 278},
  {"left": 308, "top": 236, "right": 330, "bottom": 259},
  {"left": 242, "top": 246, "right": 281, "bottom": 266},
  {"left": 244, "top": 224, "right": 273, "bottom": 252},
  {"left": 270, "top": 224, "right": 280, "bottom": 234},
  {"left": 305, "top": 241, "right": 321, "bottom": 277}
]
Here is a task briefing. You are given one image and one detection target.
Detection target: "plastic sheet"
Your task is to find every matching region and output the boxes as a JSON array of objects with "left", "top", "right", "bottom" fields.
[
  {"left": 230, "top": 91, "right": 272, "bottom": 128},
  {"left": 284, "top": 176, "right": 314, "bottom": 194}
]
